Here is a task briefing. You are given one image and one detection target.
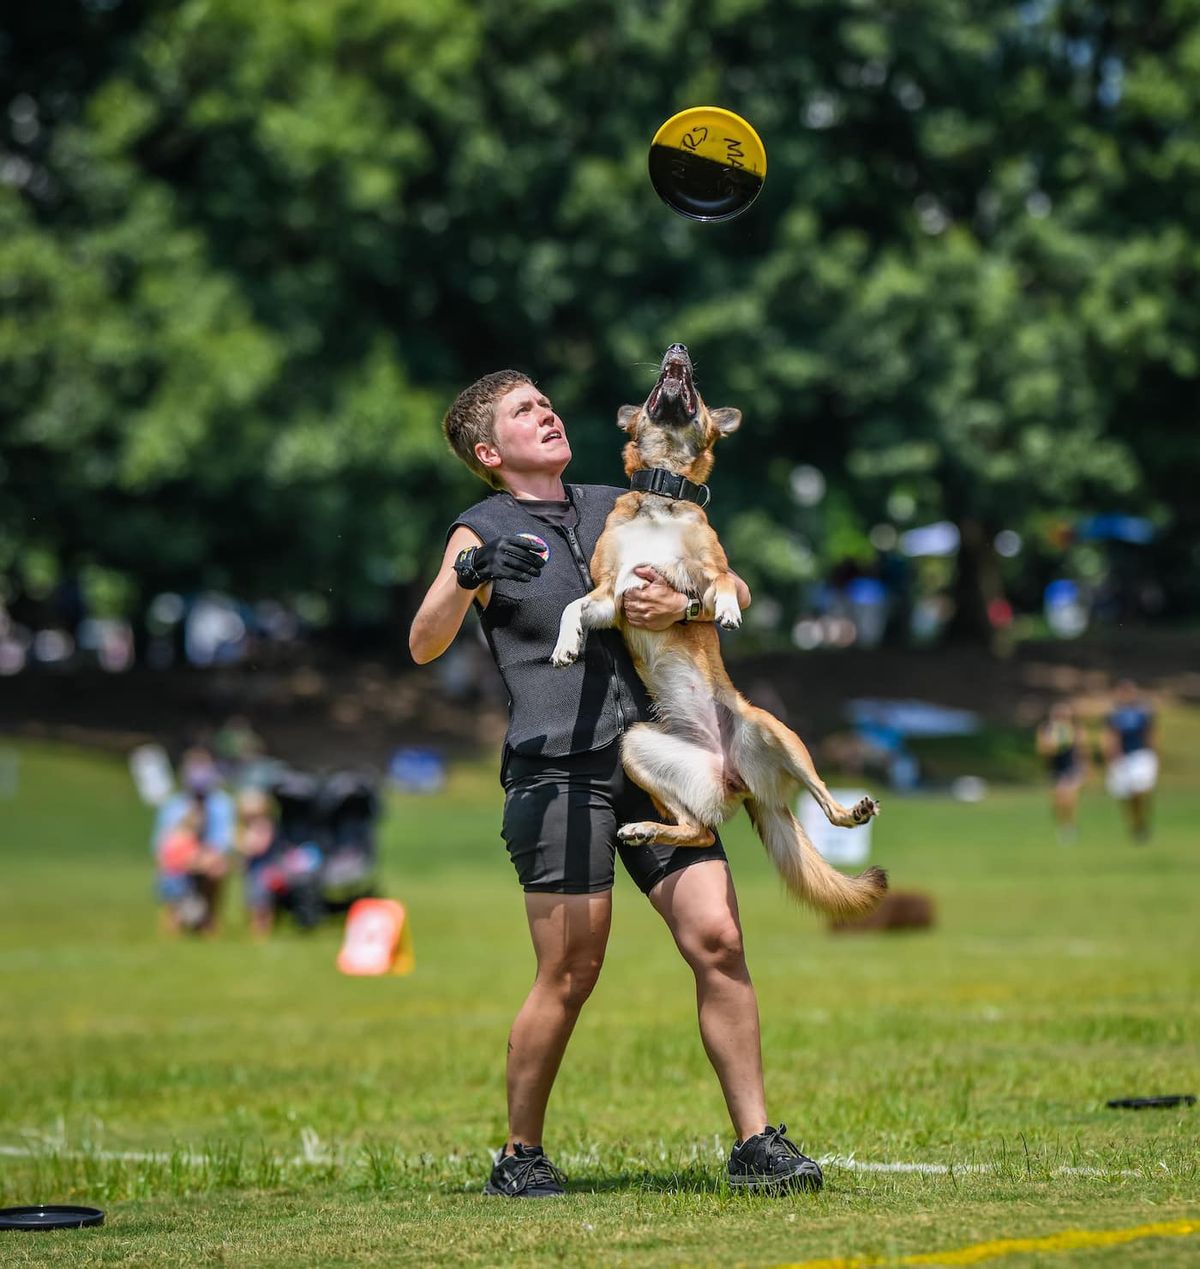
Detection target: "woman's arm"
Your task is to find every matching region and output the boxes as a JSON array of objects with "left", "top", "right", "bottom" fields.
[
  {"left": 408, "top": 526, "right": 487, "bottom": 664},
  {"left": 624, "top": 567, "right": 752, "bottom": 631}
]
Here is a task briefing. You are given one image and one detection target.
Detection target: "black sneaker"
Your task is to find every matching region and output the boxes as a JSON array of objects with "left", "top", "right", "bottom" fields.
[
  {"left": 483, "top": 1143, "right": 567, "bottom": 1198},
  {"left": 728, "top": 1124, "right": 824, "bottom": 1193}
]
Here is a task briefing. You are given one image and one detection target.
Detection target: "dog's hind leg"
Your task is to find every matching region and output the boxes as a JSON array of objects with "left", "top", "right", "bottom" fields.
[
  {"left": 739, "top": 705, "right": 879, "bottom": 829},
  {"left": 745, "top": 797, "right": 887, "bottom": 917},
  {"left": 616, "top": 724, "right": 729, "bottom": 848}
]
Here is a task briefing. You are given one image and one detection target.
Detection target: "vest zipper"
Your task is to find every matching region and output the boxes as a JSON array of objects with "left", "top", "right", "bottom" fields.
[{"left": 562, "top": 524, "right": 592, "bottom": 587}]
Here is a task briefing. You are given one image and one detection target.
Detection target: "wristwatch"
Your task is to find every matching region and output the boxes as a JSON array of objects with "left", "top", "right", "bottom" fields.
[
  {"left": 453, "top": 547, "right": 482, "bottom": 589},
  {"left": 680, "top": 597, "right": 702, "bottom": 624}
]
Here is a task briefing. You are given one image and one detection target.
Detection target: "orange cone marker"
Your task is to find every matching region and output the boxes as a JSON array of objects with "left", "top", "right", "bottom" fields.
[{"left": 337, "top": 898, "right": 414, "bottom": 976}]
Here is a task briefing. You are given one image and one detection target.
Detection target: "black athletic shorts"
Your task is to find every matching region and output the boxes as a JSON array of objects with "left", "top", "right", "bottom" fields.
[{"left": 500, "top": 739, "right": 727, "bottom": 895}]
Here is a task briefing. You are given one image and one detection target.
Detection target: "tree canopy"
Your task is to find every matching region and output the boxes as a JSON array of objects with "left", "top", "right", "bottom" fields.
[{"left": 2, "top": 0, "right": 1197, "bottom": 639}]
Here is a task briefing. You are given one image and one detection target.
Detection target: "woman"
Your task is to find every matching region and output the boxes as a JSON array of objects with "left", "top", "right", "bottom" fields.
[{"left": 409, "top": 369, "right": 823, "bottom": 1198}]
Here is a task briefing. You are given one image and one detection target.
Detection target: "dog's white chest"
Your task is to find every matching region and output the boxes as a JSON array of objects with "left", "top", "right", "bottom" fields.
[{"left": 613, "top": 515, "right": 686, "bottom": 573}]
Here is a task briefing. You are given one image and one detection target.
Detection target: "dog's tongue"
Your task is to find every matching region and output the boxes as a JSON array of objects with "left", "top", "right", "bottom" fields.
[{"left": 647, "top": 360, "right": 695, "bottom": 421}]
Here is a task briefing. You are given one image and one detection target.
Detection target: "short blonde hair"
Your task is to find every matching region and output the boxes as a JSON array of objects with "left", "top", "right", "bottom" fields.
[{"left": 442, "top": 370, "right": 534, "bottom": 489}]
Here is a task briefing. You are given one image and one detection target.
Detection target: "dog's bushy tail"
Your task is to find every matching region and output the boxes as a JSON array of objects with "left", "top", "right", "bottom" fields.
[{"left": 745, "top": 799, "right": 888, "bottom": 918}]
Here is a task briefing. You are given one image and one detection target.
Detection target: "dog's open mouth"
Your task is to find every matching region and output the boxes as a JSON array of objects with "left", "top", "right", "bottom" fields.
[{"left": 646, "top": 344, "right": 698, "bottom": 423}]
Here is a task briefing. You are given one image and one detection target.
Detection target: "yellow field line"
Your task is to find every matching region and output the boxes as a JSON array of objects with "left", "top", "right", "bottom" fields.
[{"left": 783, "top": 1218, "right": 1200, "bottom": 1268}]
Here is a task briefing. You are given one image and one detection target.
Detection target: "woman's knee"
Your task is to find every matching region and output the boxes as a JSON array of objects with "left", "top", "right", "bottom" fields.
[
  {"left": 684, "top": 920, "right": 747, "bottom": 975},
  {"left": 538, "top": 953, "right": 604, "bottom": 1010}
]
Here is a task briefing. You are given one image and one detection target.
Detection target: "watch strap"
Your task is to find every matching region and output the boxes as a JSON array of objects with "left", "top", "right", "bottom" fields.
[{"left": 454, "top": 547, "right": 482, "bottom": 589}]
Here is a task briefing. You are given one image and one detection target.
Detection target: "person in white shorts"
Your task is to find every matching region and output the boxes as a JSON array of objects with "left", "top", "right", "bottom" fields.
[{"left": 1103, "top": 680, "right": 1158, "bottom": 842}]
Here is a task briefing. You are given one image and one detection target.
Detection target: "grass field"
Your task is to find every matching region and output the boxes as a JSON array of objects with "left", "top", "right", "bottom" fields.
[{"left": 1, "top": 714, "right": 1198, "bottom": 1267}]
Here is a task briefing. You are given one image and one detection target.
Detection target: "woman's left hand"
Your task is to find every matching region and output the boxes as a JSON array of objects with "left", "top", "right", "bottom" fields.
[{"left": 622, "top": 566, "right": 688, "bottom": 630}]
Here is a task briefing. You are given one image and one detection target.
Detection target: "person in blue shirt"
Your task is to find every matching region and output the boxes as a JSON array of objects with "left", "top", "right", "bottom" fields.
[
  {"left": 1102, "top": 681, "right": 1158, "bottom": 842},
  {"left": 153, "top": 745, "right": 236, "bottom": 932}
]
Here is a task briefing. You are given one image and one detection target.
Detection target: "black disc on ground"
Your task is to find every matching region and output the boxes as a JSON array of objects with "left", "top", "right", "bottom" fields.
[
  {"left": 0, "top": 1205, "right": 105, "bottom": 1230},
  {"left": 1106, "top": 1094, "right": 1196, "bottom": 1110}
]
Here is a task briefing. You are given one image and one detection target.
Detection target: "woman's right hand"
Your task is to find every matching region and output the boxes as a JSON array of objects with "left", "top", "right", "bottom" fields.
[{"left": 460, "top": 536, "right": 547, "bottom": 586}]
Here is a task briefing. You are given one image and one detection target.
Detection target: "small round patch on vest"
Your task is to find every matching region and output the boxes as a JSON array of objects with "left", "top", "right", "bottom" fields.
[{"left": 517, "top": 532, "right": 550, "bottom": 562}]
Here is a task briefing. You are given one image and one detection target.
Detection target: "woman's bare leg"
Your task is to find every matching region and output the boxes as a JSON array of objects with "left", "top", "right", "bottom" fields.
[
  {"left": 504, "top": 890, "right": 611, "bottom": 1150},
  {"left": 649, "top": 860, "right": 767, "bottom": 1142}
]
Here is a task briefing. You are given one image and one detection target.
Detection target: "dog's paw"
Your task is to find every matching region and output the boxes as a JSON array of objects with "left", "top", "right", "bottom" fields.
[
  {"left": 550, "top": 619, "right": 584, "bottom": 666},
  {"left": 549, "top": 640, "right": 579, "bottom": 667},
  {"left": 617, "top": 822, "right": 657, "bottom": 847},
  {"left": 715, "top": 601, "right": 742, "bottom": 630},
  {"left": 852, "top": 796, "right": 880, "bottom": 824}
]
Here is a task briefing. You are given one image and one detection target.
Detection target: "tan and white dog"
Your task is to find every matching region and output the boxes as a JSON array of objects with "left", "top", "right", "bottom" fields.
[{"left": 551, "top": 344, "right": 886, "bottom": 918}]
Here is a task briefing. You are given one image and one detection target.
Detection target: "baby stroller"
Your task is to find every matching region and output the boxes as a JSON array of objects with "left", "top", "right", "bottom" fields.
[
  {"left": 256, "top": 771, "right": 326, "bottom": 930},
  {"left": 255, "top": 769, "right": 381, "bottom": 929},
  {"left": 319, "top": 771, "right": 380, "bottom": 914}
]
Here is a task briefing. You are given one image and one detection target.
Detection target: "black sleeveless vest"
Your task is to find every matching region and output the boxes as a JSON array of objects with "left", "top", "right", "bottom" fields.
[{"left": 451, "top": 483, "right": 652, "bottom": 757}]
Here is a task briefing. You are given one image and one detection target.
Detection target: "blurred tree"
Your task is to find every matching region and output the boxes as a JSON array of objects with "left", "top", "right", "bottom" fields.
[{"left": 1, "top": 0, "right": 1196, "bottom": 642}]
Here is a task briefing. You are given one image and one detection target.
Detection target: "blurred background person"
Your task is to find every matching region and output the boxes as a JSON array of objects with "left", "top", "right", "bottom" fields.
[
  {"left": 1036, "top": 702, "right": 1087, "bottom": 845},
  {"left": 236, "top": 788, "right": 281, "bottom": 939},
  {"left": 152, "top": 745, "right": 235, "bottom": 933},
  {"left": 213, "top": 714, "right": 268, "bottom": 787},
  {"left": 1103, "top": 680, "right": 1159, "bottom": 842}
]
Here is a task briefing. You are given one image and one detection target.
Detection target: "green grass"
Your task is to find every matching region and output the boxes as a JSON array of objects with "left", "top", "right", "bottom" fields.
[{"left": 0, "top": 715, "right": 1198, "bottom": 1267}]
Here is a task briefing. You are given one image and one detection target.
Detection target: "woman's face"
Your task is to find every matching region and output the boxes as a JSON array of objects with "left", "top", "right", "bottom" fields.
[{"left": 479, "top": 383, "right": 572, "bottom": 479}]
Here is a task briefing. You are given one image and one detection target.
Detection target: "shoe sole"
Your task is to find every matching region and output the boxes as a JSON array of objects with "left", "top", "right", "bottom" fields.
[
  {"left": 729, "top": 1171, "right": 823, "bottom": 1194},
  {"left": 482, "top": 1183, "right": 565, "bottom": 1198}
]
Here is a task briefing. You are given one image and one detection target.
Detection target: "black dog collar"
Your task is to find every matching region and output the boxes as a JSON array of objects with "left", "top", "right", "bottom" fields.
[{"left": 630, "top": 467, "right": 711, "bottom": 507}]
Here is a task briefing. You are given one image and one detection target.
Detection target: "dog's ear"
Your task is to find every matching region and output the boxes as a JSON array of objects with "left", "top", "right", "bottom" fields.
[
  {"left": 709, "top": 407, "right": 742, "bottom": 437},
  {"left": 616, "top": 404, "right": 641, "bottom": 432}
]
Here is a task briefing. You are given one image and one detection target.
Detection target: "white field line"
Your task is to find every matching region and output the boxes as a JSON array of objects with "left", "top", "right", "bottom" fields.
[
  {"left": 0, "top": 1124, "right": 334, "bottom": 1167},
  {"left": 821, "top": 1155, "right": 1140, "bottom": 1179},
  {"left": 0, "top": 1144, "right": 203, "bottom": 1165},
  {"left": 0, "top": 1141, "right": 1142, "bottom": 1179}
]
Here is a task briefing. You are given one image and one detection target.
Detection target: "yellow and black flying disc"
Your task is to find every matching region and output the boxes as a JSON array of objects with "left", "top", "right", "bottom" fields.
[{"left": 648, "top": 106, "right": 766, "bottom": 222}]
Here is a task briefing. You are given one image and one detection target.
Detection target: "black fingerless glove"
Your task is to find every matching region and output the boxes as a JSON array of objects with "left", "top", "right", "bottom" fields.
[{"left": 454, "top": 536, "right": 546, "bottom": 588}]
